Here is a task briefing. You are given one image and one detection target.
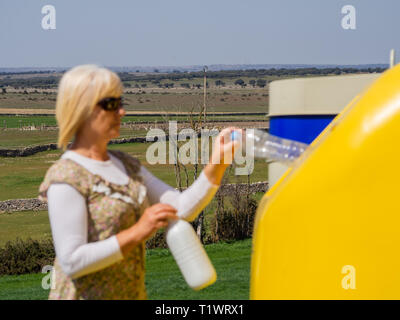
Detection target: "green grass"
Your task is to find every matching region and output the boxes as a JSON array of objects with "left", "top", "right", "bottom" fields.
[
  {"left": 0, "top": 150, "right": 61, "bottom": 200},
  {"left": 0, "top": 115, "right": 58, "bottom": 128},
  {"left": 0, "top": 128, "right": 149, "bottom": 148},
  {"left": 145, "top": 239, "right": 251, "bottom": 300},
  {"left": 0, "top": 273, "right": 48, "bottom": 300},
  {"left": 0, "top": 239, "right": 252, "bottom": 300},
  {"left": 0, "top": 129, "right": 60, "bottom": 148},
  {"left": 0, "top": 142, "right": 268, "bottom": 201},
  {"left": 0, "top": 114, "right": 267, "bottom": 129},
  {"left": 0, "top": 210, "right": 51, "bottom": 247}
]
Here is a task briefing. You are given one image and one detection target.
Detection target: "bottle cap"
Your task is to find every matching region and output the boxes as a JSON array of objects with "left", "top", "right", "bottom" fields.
[{"left": 231, "top": 131, "right": 240, "bottom": 141}]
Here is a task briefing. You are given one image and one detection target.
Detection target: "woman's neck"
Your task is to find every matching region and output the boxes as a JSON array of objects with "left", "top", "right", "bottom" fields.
[{"left": 69, "top": 139, "right": 110, "bottom": 161}]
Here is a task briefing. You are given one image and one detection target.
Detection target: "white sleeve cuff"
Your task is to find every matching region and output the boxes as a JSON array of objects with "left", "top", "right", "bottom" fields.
[
  {"left": 139, "top": 166, "right": 219, "bottom": 222},
  {"left": 176, "top": 170, "right": 220, "bottom": 221},
  {"left": 67, "top": 235, "right": 124, "bottom": 279},
  {"left": 199, "top": 170, "right": 220, "bottom": 189}
]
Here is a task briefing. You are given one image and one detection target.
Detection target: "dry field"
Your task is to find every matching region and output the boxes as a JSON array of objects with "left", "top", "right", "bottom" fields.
[
  {"left": 0, "top": 73, "right": 270, "bottom": 202},
  {"left": 0, "top": 88, "right": 269, "bottom": 113}
]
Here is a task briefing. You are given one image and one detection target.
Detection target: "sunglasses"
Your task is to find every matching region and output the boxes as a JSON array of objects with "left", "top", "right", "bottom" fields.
[{"left": 97, "top": 97, "right": 123, "bottom": 112}]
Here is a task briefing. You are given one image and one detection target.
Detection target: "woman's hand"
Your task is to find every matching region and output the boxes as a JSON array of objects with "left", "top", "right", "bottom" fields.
[
  {"left": 204, "top": 127, "right": 242, "bottom": 185},
  {"left": 210, "top": 127, "right": 242, "bottom": 167},
  {"left": 134, "top": 203, "right": 178, "bottom": 241},
  {"left": 117, "top": 203, "right": 178, "bottom": 257}
]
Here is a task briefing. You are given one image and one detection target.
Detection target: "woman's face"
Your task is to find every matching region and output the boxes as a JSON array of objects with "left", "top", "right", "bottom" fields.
[{"left": 80, "top": 97, "right": 126, "bottom": 142}]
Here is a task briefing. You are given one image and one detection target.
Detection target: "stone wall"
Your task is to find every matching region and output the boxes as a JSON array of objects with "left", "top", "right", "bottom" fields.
[
  {"left": 0, "top": 144, "right": 58, "bottom": 157},
  {"left": 216, "top": 181, "right": 269, "bottom": 197},
  {"left": 0, "top": 137, "right": 148, "bottom": 157},
  {"left": 0, "top": 126, "right": 269, "bottom": 157},
  {"left": 0, "top": 198, "right": 48, "bottom": 213},
  {"left": 0, "top": 181, "right": 268, "bottom": 213}
]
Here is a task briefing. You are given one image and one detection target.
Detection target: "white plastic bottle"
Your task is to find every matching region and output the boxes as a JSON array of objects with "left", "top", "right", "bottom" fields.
[
  {"left": 165, "top": 219, "right": 217, "bottom": 290},
  {"left": 232, "top": 128, "right": 308, "bottom": 164}
]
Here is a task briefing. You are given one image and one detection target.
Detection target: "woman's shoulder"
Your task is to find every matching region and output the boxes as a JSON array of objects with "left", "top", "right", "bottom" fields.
[
  {"left": 44, "top": 157, "right": 92, "bottom": 180},
  {"left": 108, "top": 149, "right": 142, "bottom": 173},
  {"left": 38, "top": 158, "right": 92, "bottom": 202}
]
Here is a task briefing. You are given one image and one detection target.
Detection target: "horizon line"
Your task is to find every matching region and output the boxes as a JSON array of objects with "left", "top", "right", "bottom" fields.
[{"left": 0, "top": 63, "right": 389, "bottom": 71}]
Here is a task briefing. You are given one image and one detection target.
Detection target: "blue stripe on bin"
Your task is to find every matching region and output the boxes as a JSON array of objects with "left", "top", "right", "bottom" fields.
[{"left": 269, "top": 115, "right": 336, "bottom": 144}]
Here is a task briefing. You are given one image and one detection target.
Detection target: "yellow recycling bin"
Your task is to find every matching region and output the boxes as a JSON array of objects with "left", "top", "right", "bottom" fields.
[{"left": 251, "top": 64, "right": 400, "bottom": 299}]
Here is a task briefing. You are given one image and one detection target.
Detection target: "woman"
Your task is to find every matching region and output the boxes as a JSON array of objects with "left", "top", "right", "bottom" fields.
[{"left": 38, "top": 65, "right": 240, "bottom": 300}]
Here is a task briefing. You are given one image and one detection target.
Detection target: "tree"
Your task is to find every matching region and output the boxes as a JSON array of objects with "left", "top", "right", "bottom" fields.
[
  {"left": 215, "top": 80, "right": 225, "bottom": 87},
  {"left": 1, "top": 88, "right": 6, "bottom": 94},
  {"left": 164, "top": 83, "right": 174, "bottom": 88},
  {"left": 249, "top": 79, "right": 256, "bottom": 87},
  {"left": 234, "top": 79, "right": 245, "bottom": 87},
  {"left": 256, "top": 79, "right": 267, "bottom": 88},
  {"left": 180, "top": 83, "right": 190, "bottom": 89}
]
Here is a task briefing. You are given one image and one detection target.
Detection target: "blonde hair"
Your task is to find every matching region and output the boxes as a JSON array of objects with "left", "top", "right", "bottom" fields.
[{"left": 56, "top": 65, "right": 123, "bottom": 150}]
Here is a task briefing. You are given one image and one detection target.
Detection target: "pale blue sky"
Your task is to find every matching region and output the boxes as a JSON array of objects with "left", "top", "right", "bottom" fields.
[{"left": 0, "top": 0, "right": 399, "bottom": 68}]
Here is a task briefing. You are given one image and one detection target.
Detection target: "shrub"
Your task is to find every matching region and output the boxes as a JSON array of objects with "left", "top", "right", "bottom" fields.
[
  {"left": 180, "top": 83, "right": 190, "bottom": 89},
  {"left": 234, "top": 79, "right": 245, "bottom": 86},
  {"left": 0, "top": 238, "right": 55, "bottom": 275},
  {"left": 211, "top": 189, "right": 258, "bottom": 243},
  {"left": 146, "top": 230, "right": 167, "bottom": 249},
  {"left": 0, "top": 234, "right": 172, "bottom": 275}
]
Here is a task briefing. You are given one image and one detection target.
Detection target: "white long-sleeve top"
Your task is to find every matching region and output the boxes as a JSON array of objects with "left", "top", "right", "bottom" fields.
[{"left": 47, "top": 150, "right": 219, "bottom": 279}]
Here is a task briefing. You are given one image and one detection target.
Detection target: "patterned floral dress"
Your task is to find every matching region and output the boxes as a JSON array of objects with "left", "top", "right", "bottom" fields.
[{"left": 38, "top": 150, "right": 149, "bottom": 300}]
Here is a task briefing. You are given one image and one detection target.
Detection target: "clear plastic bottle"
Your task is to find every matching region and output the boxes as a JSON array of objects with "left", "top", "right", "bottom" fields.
[
  {"left": 232, "top": 129, "right": 308, "bottom": 164},
  {"left": 165, "top": 219, "right": 217, "bottom": 290}
]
